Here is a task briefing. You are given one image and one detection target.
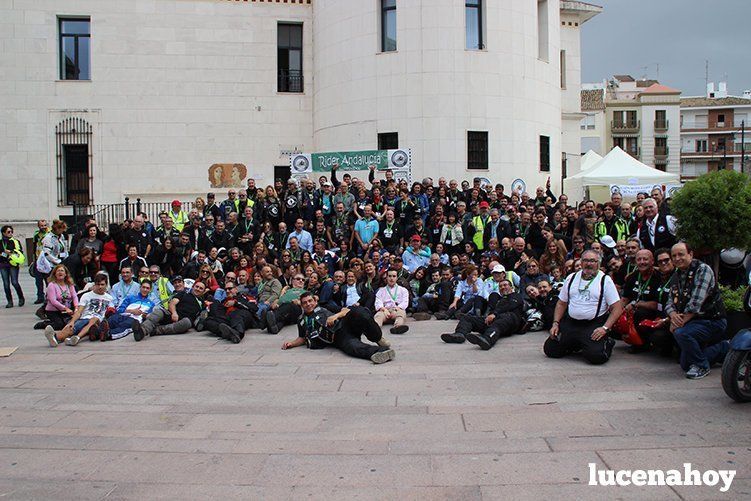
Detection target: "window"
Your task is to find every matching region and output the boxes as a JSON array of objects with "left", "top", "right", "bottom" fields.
[
  {"left": 381, "top": 0, "right": 397, "bottom": 52},
  {"left": 539, "top": 135, "right": 550, "bottom": 172},
  {"left": 580, "top": 114, "right": 595, "bottom": 130},
  {"left": 466, "top": 0, "right": 483, "bottom": 50},
  {"left": 696, "top": 139, "right": 707, "bottom": 152},
  {"left": 559, "top": 50, "right": 566, "bottom": 88},
  {"left": 378, "top": 132, "right": 399, "bottom": 150},
  {"left": 655, "top": 109, "right": 667, "bottom": 130},
  {"left": 278, "top": 23, "right": 303, "bottom": 93},
  {"left": 55, "top": 117, "right": 92, "bottom": 207},
  {"left": 537, "top": 0, "right": 549, "bottom": 61},
  {"left": 467, "top": 131, "right": 488, "bottom": 170},
  {"left": 717, "top": 114, "right": 725, "bottom": 126},
  {"left": 59, "top": 18, "right": 90, "bottom": 80}
]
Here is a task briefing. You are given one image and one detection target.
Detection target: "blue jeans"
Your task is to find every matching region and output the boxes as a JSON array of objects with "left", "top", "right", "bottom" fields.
[
  {"left": 0, "top": 266, "right": 23, "bottom": 304},
  {"left": 33, "top": 266, "right": 47, "bottom": 301},
  {"left": 72, "top": 318, "right": 93, "bottom": 335},
  {"left": 673, "top": 318, "right": 728, "bottom": 371}
]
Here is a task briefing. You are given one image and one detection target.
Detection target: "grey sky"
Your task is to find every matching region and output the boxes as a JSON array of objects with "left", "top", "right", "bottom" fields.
[{"left": 581, "top": 0, "right": 751, "bottom": 96}]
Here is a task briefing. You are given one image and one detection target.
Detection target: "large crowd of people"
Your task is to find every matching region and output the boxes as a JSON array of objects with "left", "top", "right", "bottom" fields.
[{"left": 1, "top": 164, "right": 731, "bottom": 377}]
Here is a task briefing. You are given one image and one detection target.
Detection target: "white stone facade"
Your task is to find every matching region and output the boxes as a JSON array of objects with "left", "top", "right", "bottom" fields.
[{"left": 1, "top": 0, "right": 598, "bottom": 232}]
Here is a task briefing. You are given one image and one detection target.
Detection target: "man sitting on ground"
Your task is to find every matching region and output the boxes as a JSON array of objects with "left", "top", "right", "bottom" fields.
[
  {"left": 666, "top": 242, "right": 729, "bottom": 379},
  {"left": 544, "top": 250, "right": 623, "bottom": 365},
  {"left": 441, "top": 279, "right": 524, "bottom": 350},
  {"left": 133, "top": 281, "right": 208, "bottom": 341},
  {"left": 374, "top": 269, "right": 410, "bottom": 335},
  {"left": 281, "top": 293, "right": 395, "bottom": 364},
  {"left": 204, "top": 280, "right": 257, "bottom": 344},
  {"left": 44, "top": 274, "right": 113, "bottom": 347}
]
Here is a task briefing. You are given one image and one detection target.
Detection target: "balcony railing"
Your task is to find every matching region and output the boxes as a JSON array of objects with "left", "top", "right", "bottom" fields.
[
  {"left": 680, "top": 118, "right": 747, "bottom": 130},
  {"left": 277, "top": 69, "right": 304, "bottom": 93},
  {"left": 611, "top": 120, "right": 640, "bottom": 133},
  {"left": 654, "top": 119, "right": 668, "bottom": 132},
  {"left": 654, "top": 146, "right": 669, "bottom": 160}
]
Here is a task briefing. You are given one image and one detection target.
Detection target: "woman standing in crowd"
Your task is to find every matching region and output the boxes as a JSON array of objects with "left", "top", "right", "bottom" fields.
[{"left": 0, "top": 225, "right": 26, "bottom": 308}]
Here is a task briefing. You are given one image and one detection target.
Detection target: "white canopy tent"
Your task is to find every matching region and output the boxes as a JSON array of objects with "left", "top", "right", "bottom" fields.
[
  {"left": 578, "top": 149, "right": 603, "bottom": 174},
  {"left": 567, "top": 146, "right": 680, "bottom": 186}
]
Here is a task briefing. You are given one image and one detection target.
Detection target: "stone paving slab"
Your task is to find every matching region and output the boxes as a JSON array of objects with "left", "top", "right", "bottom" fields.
[{"left": 0, "top": 273, "right": 749, "bottom": 499}]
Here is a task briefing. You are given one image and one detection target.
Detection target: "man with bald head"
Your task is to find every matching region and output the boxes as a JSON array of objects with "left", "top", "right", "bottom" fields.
[
  {"left": 637, "top": 198, "right": 676, "bottom": 251},
  {"left": 619, "top": 249, "right": 662, "bottom": 353}
]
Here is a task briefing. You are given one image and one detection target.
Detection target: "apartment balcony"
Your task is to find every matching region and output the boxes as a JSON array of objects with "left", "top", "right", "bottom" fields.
[
  {"left": 654, "top": 146, "right": 669, "bottom": 162},
  {"left": 654, "top": 119, "right": 669, "bottom": 132},
  {"left": 680, "top": 145, "right": 742, "bottom": 158},
  {"left": 681, "top": 118, "right": 746, "bottom": 132},
  {"left": 611, "top": 120, "right": 640, "bottom": 134}
]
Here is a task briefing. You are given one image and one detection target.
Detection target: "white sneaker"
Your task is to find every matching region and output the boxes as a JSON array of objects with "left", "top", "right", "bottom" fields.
[
  {"left": 377, "top": 336, "right": 391, "bottom": 348},
  {"left": 64, "top": 335, "right": 80, "bottom": 346},
  {"left": 44, "top": 325, "right": 58, "bottom": 347}
]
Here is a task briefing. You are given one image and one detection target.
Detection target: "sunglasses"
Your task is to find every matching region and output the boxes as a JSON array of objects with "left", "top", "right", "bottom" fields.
[{"left": 657, "top": 258, "right": 671, "bottom": 264}]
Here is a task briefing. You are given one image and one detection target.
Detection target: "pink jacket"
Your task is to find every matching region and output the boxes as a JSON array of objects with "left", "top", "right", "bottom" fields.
[{"left": 45, "top": 283, "right": 79, "bottom": 312}]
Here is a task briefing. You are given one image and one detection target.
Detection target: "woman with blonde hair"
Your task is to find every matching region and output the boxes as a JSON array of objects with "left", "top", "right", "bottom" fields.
[
  {"left": 194, "top": 197, "right": 206, "bottom": 216},
  {"left": 37, "top": 264, "right": 78, "bottom": 332},
  {"left": 197, "top": 264, "right": 220, "bottom": 293}
]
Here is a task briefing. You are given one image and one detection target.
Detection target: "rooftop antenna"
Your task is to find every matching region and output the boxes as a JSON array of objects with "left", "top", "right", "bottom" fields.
[{"left": 705, "top": 60, "right": 709, "bottom": 88}]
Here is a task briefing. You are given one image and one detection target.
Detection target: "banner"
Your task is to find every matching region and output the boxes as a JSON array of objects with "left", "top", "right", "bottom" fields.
[
  {"left": 290, "top": 149, "right": 411, "bottom": 174},
  {"left": 609, "top": 183, "right": 683, "bottom": 198}
]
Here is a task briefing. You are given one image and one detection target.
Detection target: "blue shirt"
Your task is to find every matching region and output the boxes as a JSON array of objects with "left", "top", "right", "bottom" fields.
[
  {"left": 286, "top": 229, "right": 313, "bottom": 253},
  {"left": 454, "top": 278, "right": 485, "bottom": 300},
  {"left": 354, "top": 217, "right": 379, "bottom": 245}
]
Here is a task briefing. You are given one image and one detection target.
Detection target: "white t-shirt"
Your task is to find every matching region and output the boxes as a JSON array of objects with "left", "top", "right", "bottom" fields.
[
  {"left": 559, "top": 271, "right": 620, "bottom": 320},
  {"left": 78, "top": 291, "right": 114, "bottom": 321}
]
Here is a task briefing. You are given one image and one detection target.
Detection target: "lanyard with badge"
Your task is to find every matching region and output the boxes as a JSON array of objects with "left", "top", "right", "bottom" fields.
[
  {"left": 384, "top": 222, "right": 394, "bottom": 239},
  {"left": 577, "top": 271, "right": 599, "bottom": 301},
  {"left": 387, "top": 286, "right": 399, "bottom": 306},
  {"left": 635, "top": 274, "right": 652, "bottom": 301}
]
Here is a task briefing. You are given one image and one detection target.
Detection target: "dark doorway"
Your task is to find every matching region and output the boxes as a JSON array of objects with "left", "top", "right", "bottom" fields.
[{"left": 63, "top": 144, "right": 90, "bottom": 206}]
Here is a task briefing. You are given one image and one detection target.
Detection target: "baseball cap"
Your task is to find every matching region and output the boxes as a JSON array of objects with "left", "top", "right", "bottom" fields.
[
  {"left": 171, "top": 275, "right": 184, "bottom": 283},
  {"left": 491, "top": 264, "right": 506, "bottom": 274},
  {"left": 207, "top": 193, "right": 215, "bottom": 199},
  {"left": 171, "top": 200, "right": 181, "bottom": 207},
  {"left": 600, "top": 235, "right": 617, "bottom": 249},
  {"left": 410, "top": 235, "right": 421, "bottom": 242},
  {"left": 479, "top": 201, "right": 490, "bottom": 209}
]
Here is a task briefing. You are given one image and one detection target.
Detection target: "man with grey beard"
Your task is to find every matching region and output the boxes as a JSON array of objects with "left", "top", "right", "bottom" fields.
[{"left": 544, "top": 250, "right": 623, "bottom": 365}]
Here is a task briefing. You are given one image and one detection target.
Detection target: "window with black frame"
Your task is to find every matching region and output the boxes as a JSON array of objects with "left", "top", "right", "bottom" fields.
[
  {"left": 381, "top": 0, "right": 397, "bottom": 52},
  {"left": 467, "top": 131, "right": 488, "bottom": 170},
  {"left": 378, "top": 132, "right": 399, "bottom": 150},
  {"left": 59, "top": 18, "right": 90, "bottom": 80},
  {"left": 466, "top": 0, "right": 483, "bottom": 50},
  {"left": 539, "top": 135, "right": 550, "bottom": 172},
  {"left": 278, "top": 23, "right": 303, "bottom": 93}
]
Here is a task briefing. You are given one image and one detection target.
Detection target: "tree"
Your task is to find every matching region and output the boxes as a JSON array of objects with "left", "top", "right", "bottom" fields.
[{"left": 671, "top": 170, "right": 751, "bottom": 274}]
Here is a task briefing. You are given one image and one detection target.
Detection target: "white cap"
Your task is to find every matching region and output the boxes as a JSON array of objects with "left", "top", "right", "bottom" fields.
[
  {"left": 491, "top": 264, "right": 506, "bottom": 274},
  {"left": 600, "top": 235, "right": 616, "bottom": 248}
]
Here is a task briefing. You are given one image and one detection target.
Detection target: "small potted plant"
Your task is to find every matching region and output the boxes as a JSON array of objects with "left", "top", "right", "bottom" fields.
[{"left": 721, "top": 285, "right": 751, "bottom": 338}]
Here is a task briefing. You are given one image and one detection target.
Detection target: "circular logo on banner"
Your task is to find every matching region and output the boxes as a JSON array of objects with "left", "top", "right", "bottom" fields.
[
  {"left": 390, "top": 149, "right": 409, "bottom": 168},
  {"left": 511, "top": 178, "right": 526, "bottom": 194},
  {"left": 291, "top": 155, "right": 310, "bottom": 173},
  {"left": 610, "top": 186, "right": 622, "bottom": 194}
]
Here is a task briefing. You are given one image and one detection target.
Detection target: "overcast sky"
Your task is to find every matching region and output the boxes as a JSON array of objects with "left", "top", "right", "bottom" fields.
[{"left": 581, "top": 0, "right": 751, "bottom": 96}]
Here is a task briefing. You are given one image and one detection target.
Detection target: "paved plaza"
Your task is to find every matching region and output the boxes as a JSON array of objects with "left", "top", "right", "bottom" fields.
[{"left": 0, "top": 277, "right": 749, "bottom": 500}]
